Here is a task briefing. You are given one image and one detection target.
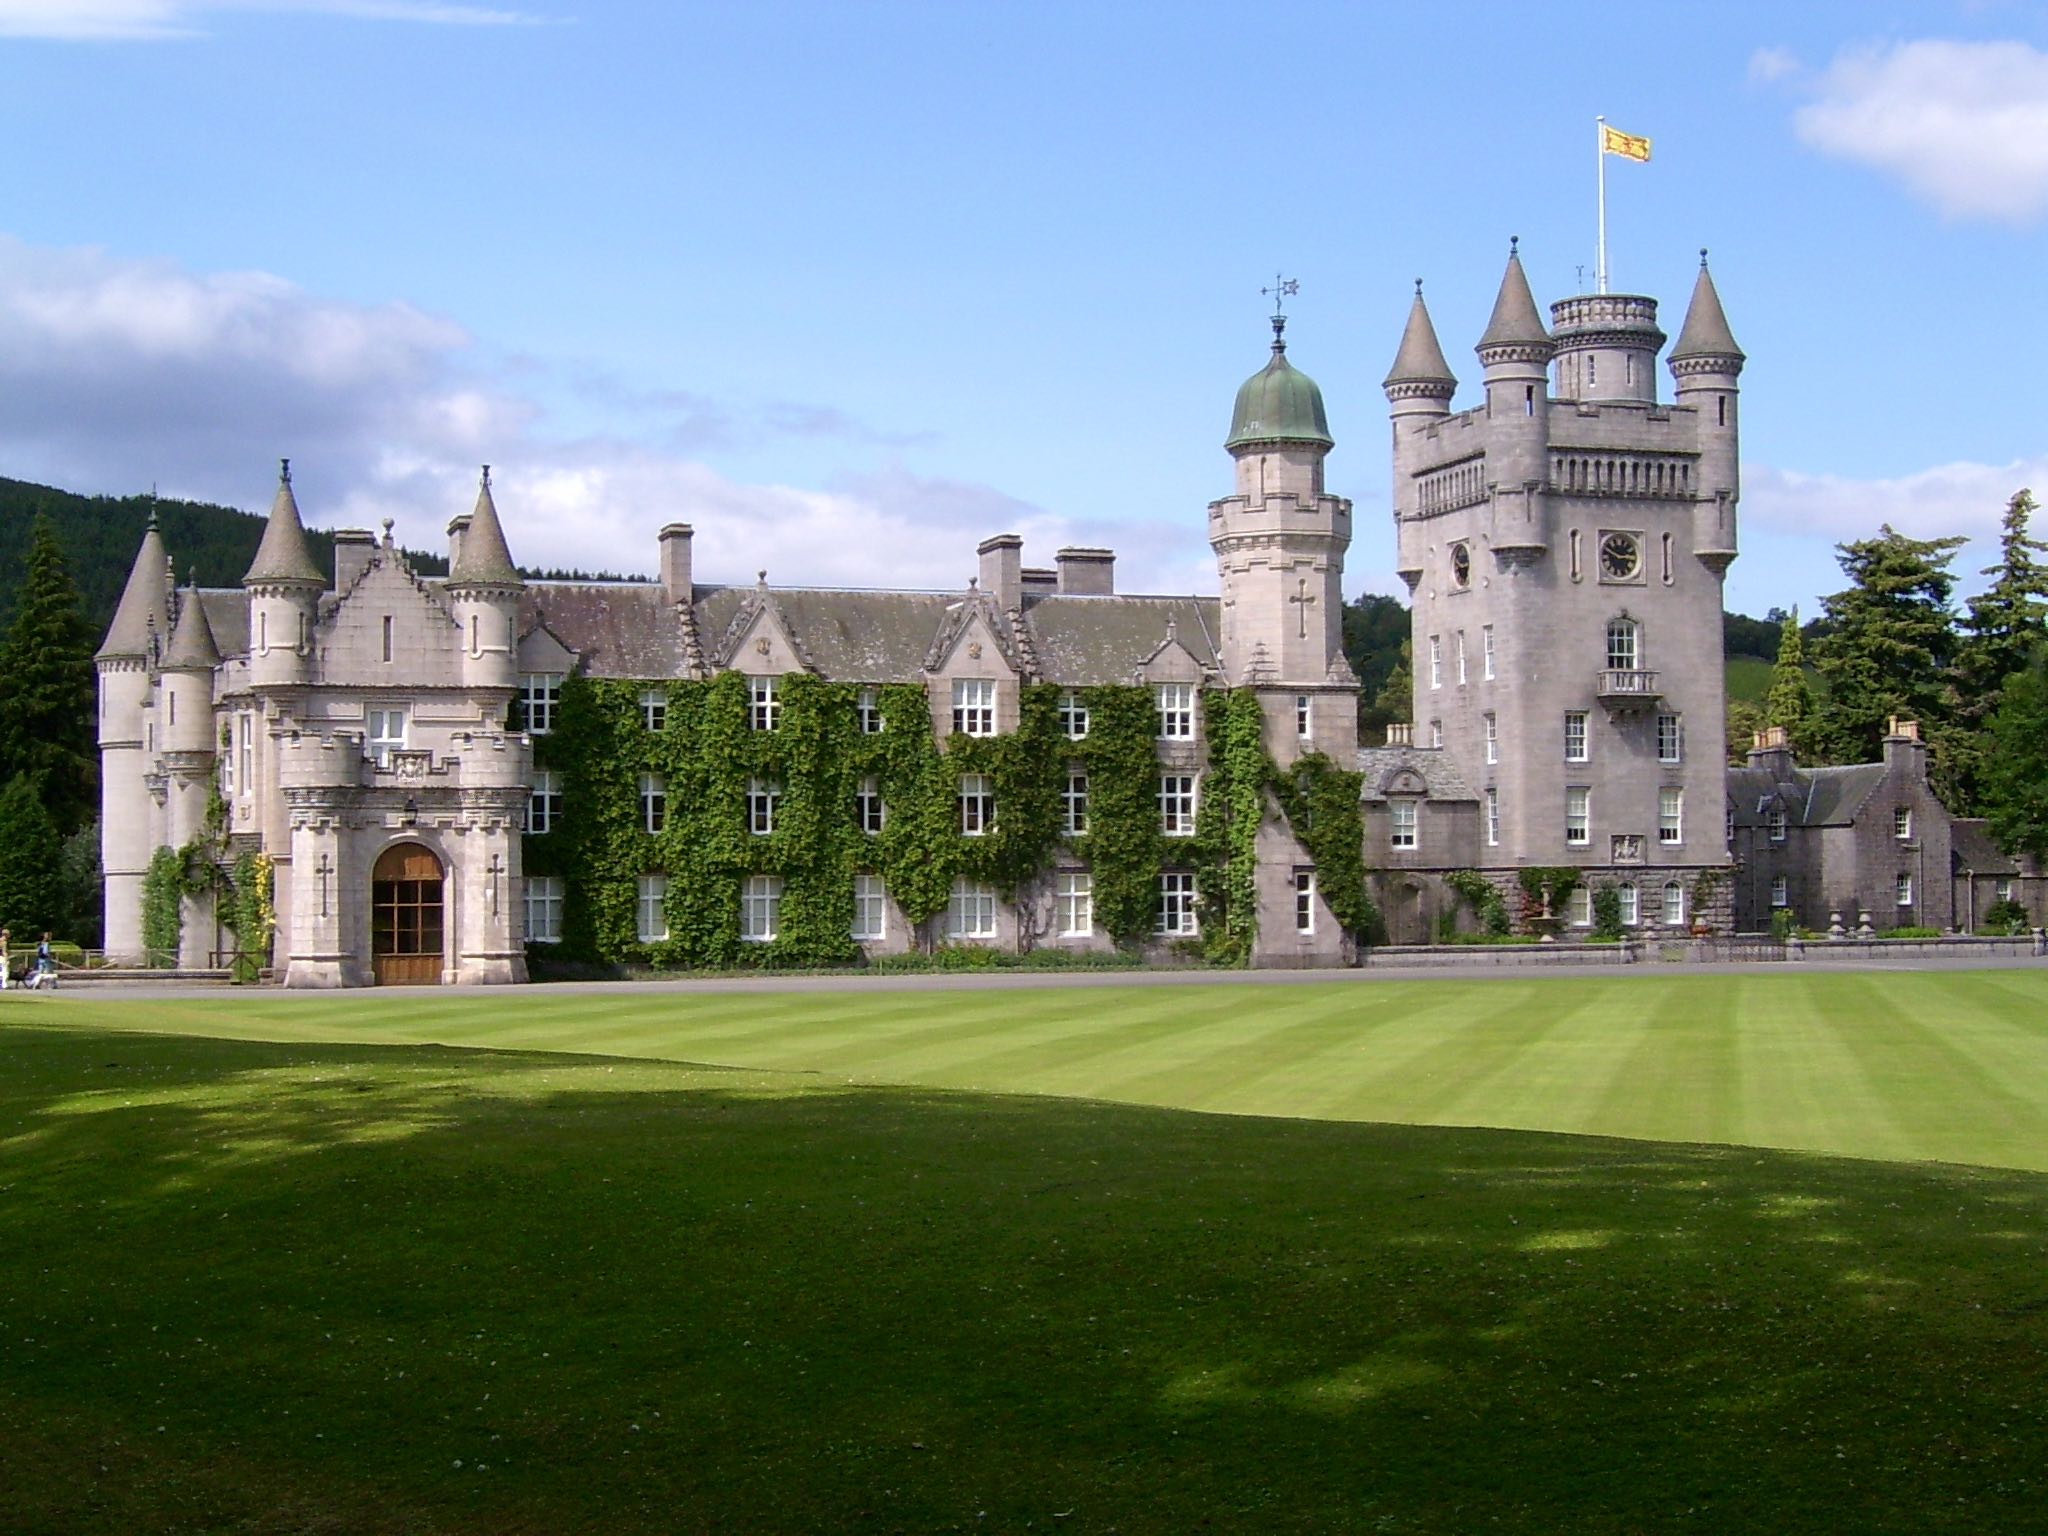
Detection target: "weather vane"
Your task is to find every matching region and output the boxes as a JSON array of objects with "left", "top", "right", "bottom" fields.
[{"left": 1261, "top": 273, "right": 1299, "bottom": 320}]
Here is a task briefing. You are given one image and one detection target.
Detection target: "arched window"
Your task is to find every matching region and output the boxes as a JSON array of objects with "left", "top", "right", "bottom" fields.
[{"left": 1605, "top": 617, "right": 1640, "bottom": 672}]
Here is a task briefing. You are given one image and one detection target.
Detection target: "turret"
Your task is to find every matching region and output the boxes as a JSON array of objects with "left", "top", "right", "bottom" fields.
[
  {"left": 97, "top": 508, "right": 173, "bottom": 959},
  {"left": 443, "top": 466, "right": 524, "bottom": 692},
  {"left": 242, "top": 460, "right": 325, "bottom": 688},
  {"left": 1225, "top": 309, "right": 1335, "bottom": 504},
  {"left": 1548, "top": 292, "right": 1664, "bottom": 405},
  {"left": 1668, "top": 252, "right": 1744, "bottom": 573},
  {"left": 158, "top": 582, "right": 221, "bottom": 756},
  {"left": 1474, "top": 240, "right": 1555, "bottom": 563},
  {"left": 1383, "top": 281, "right": 1457, "bottom": 585}
]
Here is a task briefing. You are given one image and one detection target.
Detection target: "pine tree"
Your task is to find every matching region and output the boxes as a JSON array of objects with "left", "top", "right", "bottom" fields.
[
  {"left": 0, "top": 517, "right": 97, "bottom": 834},
  {"left": 1981, "top": 644, "right": 2048, "bottom": 859},
  {"left": 1762, "top": 606, "right": 1818, "bottom": 757},
  {"left": 1947, "top": 490, "right": 2048, "bottom": 812},
  {"left": 1726, "top": 698, "right": 1767, "bottom": 765},
  {"left": 1371, "top": 638, "right": 1412, "bottom": 737},
  {"left": 1810, "top": 525, "right": 1966, "bottom": 767},
  {"left": 0, "top": 774, "right": 62, "bottom": 936}
]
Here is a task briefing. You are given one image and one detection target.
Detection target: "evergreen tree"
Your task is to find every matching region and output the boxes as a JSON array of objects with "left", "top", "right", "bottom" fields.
[
  {"left": 0, "top": 774, "right": 62, "bottom": 936},
  {"left": 0, "top": 517, "right": 97, "bottom": 833},
  {"left": 56, "top": 821, "right": 103, "bottom": 949},
  {"left": 1980, "top": 644, "right": 2048, "bottom": 860},
  {"left": 1810, "top": 525, "right": 1966, "bottom": 767},
  {"left": 1762, "top": 606, "right": 1818, "bottom": 757},
  {"left": 1726, "top": 699, "right": 1767, "bottom": 766},
  {"left": 1370, "top": 638, "right": 1412, "bottom": 738},
  {"left": 1947, "top": 490, "right": 2048, "bottom": 812}
]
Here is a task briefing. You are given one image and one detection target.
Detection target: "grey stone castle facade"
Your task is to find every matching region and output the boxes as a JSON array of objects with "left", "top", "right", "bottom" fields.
[{"left": 97, "top": 244, "right": 2020, "bottom": 982}]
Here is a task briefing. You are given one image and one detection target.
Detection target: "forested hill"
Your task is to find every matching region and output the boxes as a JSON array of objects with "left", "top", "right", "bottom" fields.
[{"left": 0, "top": 477, "right": 449, "bottom": 639}]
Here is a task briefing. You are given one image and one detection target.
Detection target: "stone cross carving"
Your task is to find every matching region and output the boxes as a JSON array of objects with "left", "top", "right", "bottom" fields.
[
  {"left": 1288, "top": 577, "right": 1316, "bottom": 638},
  {"left": 316, "top": 852, "right": 331, "bottom": 918}
]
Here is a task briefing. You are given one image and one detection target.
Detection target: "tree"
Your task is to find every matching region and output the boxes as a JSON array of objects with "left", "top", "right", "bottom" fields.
[
  {"left": 0, "top": 517, "right": 97, "bottom": 834},
  {"left": 1947, "top": 490, "right": 2048, "bottom": 813},
  {"left": 0, "top": 775, "right": 61, "bottom": 937},
  {"left": 1762, "top": 607, "right": 1818, "bottom": 757},
  {"left": 1344, "top": 593, "right": 1410, "bottom": 742},
  {"left": 1810, "top": 525, "right": 1965, "bottom": 767},
  {"left": 1370, "top": 638, "right": 1412, "bottom": 739},
  {"left": 1726, "top": 699, "right": 1767, "bottom": 765},
  {"left": 1980, "top": 645, "right": 2048, "bottom": 860}
]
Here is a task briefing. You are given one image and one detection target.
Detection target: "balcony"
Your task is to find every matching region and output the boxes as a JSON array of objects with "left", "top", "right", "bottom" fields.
[{"left": 1595, "top": 668, "right": 1662, "bottom": 711}]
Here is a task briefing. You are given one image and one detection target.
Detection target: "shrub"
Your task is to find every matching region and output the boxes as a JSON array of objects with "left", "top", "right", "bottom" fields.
[
  {"left": 1982, "top": 898, "right": 2029, "bottom": 936},
  {"left": 1885, "top": 926, "right": 1943, "bottom": 939}
]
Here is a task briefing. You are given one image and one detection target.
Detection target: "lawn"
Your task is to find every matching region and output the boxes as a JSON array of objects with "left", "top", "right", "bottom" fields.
[{"left": 3, "top": 974, "right": 2047, "bottom": 1532}]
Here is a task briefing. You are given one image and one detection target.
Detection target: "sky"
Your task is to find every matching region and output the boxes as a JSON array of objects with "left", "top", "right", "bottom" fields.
[{"left": 0, "top": 1, "right": 2044, "bottom": 620}]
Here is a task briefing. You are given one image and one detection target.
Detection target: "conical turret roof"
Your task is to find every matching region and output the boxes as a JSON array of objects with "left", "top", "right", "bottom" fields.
[
  {"left": 97, "top": 510, "right": 171, "bottom": 660},
  {"left": 243, "top": 460, "right": 325, "bottom": 587},
  {"left": 1383, "top": 286, "right": 1457, "bottom": 391},
  {"left": 1226, "top": 323, "right": 1333, "bottom": 451},
  {"left": 1476, "top": 245, "right": 1551, "bottom": 354},
  {"left": 1670, "top": 254, "right": 1744, "bottom": 363},
  {"left": 160, "top": 583, "right": 221, "bottom": 672},
  {"left": 447, "top": 467, "right": 523, "bottom": 587}
]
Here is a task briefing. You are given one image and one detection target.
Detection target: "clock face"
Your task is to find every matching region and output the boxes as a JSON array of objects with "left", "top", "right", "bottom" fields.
[
  {"left": 1450, "top": 542, "right": 1471, "bottom": 588},
  {"left": 1600, "top": 532, "right": 1641, "bottom": 581}
]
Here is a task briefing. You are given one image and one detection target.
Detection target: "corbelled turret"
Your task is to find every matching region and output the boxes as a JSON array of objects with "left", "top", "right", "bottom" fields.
[
  {"left": 1669, "top": 251, "right": 1744, "bottom": 573},
  {"left": 445, "top": 466, "right": 523, "bottom": 693},
  {"left": 1476, "top": 240, "right": 1554, "bottom": 565},
  {"left": 244, "top": 460, "right": 323, "bottom": 688},
  {"left": 98, "top": 506, "right": 171, "bottom": 662}
]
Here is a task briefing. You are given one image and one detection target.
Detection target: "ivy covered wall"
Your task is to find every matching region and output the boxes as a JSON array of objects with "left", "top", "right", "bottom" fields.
[{"left": 525, "top": 674, "right": 1375, "bottom": 971}]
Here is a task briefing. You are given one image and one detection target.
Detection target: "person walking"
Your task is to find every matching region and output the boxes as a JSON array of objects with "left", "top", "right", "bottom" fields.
[
  {"left": 0, "top": 929, "right": 11, "bottom": 991},
  {"left": 30, "top": 932, "right": 55, "bottom": 991}
]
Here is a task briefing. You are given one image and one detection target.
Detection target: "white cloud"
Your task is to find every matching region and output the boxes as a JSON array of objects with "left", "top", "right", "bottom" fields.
[
  {"left": 1791, "top": 39, "right": 2048, "bottom": 222},
  {"left": 0, "top": 0, "right": 539, "bottom": 40},
  {"left": 1747, "top": 46, "right": 1800, "bottom": 84},
  {"left": 0, "top": 236, "right": 1180, "bottom": 594}
]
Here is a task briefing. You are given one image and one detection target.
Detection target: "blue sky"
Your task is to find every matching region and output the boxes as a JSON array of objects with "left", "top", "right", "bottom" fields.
[{"left": 1, "top": 1, "right": 2044, "bottom": 620}]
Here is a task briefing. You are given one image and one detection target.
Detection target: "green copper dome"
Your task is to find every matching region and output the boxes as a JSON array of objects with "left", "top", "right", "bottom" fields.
[{"left": 1226, "top": 332, "right": 1333, "bottom": 451}]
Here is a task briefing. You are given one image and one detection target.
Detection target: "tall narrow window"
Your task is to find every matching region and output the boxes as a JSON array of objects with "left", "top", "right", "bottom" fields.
[
  {"left": 857, "top": 776, "right": 885, "bottom": 834},
  {"left": 1605, "top": 618, "right": 1640, "bottom": 672},
  {"left": 1564, "top": 711, "right": 1589, "bottom": 763},
  {"left": 852, "top": 874, "right": 888, "bottom": 941},
  {"left": 953, "top": 678, "right": 997, "bottom": 737},
  {"left": 1662, "top": 881, "right": 1686, "bottom": 928},
  {"left": 1294, "top": 871, "right": 1317, "bottom": 935},
  {"left": 1897, "top": 874, "right": 1914, "bottom": 907},
  {"left": 1569, "top": 530, "right": 1583, "bottom": 582},
  {"left": 1485, "top": 787, "right": 1500, "bottom": 847},
  {"left": 1566, "top": 787, "right": 1591, "bottom": 846},
  {"left": 747, "top": 776, "right": 781, "bottom": 835},
  {"left": 1059, "top": 690, "right": 1090, "bottom": 740},
  {"left": 1767, "top": 807, "right": 1789, "bottom": 842},
  {"left": 1156, "top": 873, "right": 1198, "bottom": 936},
  {"left": 1390, "top": 800, "right": 1419, "bottom": 850},
  {"left": 640, "top": 689, "right": 668, "bottom": 732},
  {"left": 524, "top": 876, "right": 563, "bottom": 944},
  {"left": 1455, "top": 631, "right": 1467, "bottom": 684},
  {"left": 1296, "top": 694, "right": 1312, "bottom": 741},
  {"left": 749, "top": 675, "right": 780, "bottom": 732},
  {"left": 947, "top": 877, "right": 998, "bottom": 940},
  {"left": 1482, "top": 625, "right": 1496, "bottom": 679},
  {"left": 528, "top": 769, "right": 562, "bottom": 834},
  {"left": 1428, "top": 636, "right": 1442, "bottom": 689},
  {"left": 1770, "top": 876, "right": 1789, "bottom": 907},
  {"left": 1057, "top": 872, "right": 1093, "bottom": 937},
  {"left": 1568, "top": 888, "right": 1592, "bottom": 927},
  {"left": 1894, "top": 807, "right": 1913, "bottom": 841},
  {"left": 1159, "top": 774, "right": 1197, "bottom": 837},
  {"left": 640, "top": 772, "right": 667, "bottom": 834},
  {"left": 636, "top": 875, "right": 669, "bottom": 944},
  {"left": 741, "top": 874, "right": 783, "bottom": 942},
  {"left": 1062, "top": 769, "right": 1089, "bottom": 836},
  {"left": 959, "top": 773, "right": 995, "bottom": 836},
  {"left": 1617, "top": 883, "right": 1639, "bottom": 927},
  {"left": 1657, "top": 713, "right": 1682, "bottom": 763},
  {"left": 1484, "top": 712, "right": 1498, "bottom": 764},
  {"left": 1661, "top": 532, "right": 1674, "bottom": 585},
  {"left": 382, "top": 614, "right": 393, "bottom": 663},
  {"left": 1430, "top": 719, "right": 1443, "bottom": 750},
  {"left": 1659, "top": 787, "right": 1683, "bottom": 845},
  {"left": 1156, "top": 683, "right": 1195, "bottom": 740},
  {"left": 857, "top": 687, "right": 884, "bottom": 735},
  {"left": 238, "top": 713, "right": 253, "bottom": 793}
]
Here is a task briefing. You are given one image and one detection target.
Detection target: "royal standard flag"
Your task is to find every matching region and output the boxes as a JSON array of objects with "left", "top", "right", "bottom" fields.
[{"left": 1601, "top": 125, "right": 1652, "bottom": 162}]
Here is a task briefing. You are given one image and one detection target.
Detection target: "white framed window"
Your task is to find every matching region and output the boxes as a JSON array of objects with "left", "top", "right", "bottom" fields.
[
  {"left": 1159, "top": 774, "right": 1197, "bottom": 837},
  {"left": 747, "top": 776, "right": 780, "bottom": 836},
  {"left": 1455, "top": 630, "right": 1467, "bottom": 684},
  {"left": 1894, "top": 806, "right": 1913, "bottom": 841},
  {"left": 1156, "top": 872, "right": 1198, "bottom": 936},
  {"left": 1564, "top": 711, "right": 1589, "bottom": 763},
  {"left": 1062, "top": 769, "right": 1089, "bottom": 836},
  {"left": 1767, "top": 807, "right": 1788, "bottom": 842},
  {"left": 524, "top": 875, "right": 563, "bottom": 944},
  {"left": 1659, "top": 788, "right": 1683, "bottom": 845},
  {"left": 946, "top": 876, "right": 998, "bottom": 940},
  {"left": 640, "top": 772, "right": 667, "bottom": 834},
  {"left": 1897, "top": 874, "right": 1914, "bottom": 907},
  {"left": 366, "top": 706, "right": 407, "bottom": 767},
  {"left": 1296, "top": 694, "right": 1312, "bottom": 741},
  {"left": 741, "top": 874, "right": 782, "bottom": 942},
  {"left": 749, "top": 674, "right": 780, "bottom": 732},
  {"left": 857, "top": 687, "right": 883, "bottom": 734},
  {"left": 520, "top": 673, "right": 562, "bottom": 734},
  {"left": 1428, "top": 635, "right": 1442, "bottom": 689},
  {"left": 1430, "top": 719, "right": 1443, "bottom": 749},
  {"left": 1483, "top": 712, "right": 1498, "bottom": 764},
  {"left": 959, "top": 773, "right": 995, "bottom": 836},
  {"left": 852, "top": 873, "right": 888, "bottom": 941},
  {"left": 1568, "top": 887, "right": 1592, "bottom": 927},
  {"left": 1156, "top": 683, "right": 1195, "bottom": 740},
  {"left": 1294, "top": 870, "right": 1316, "bottom": 935},
  {"left": 1059, "top": 690, "right": 1090, "bottom": 741},
  {"left": 1606, "top": 618, "right": 1640, "bottom": 672},
  {"left": 1482, "top": 625, "right": 1496, "bottom": 679},
  {"left": 1770, "top": 875, "right": 1789, "bottom": 908},
  {"left": 1996, "top": 878, "right": 2015, "bottom": 904},
  {"left": 1662, "top": 881, "right": 1686, "bottom": 928},
  {"left": 1617, "top": 882, "right": 1639, "bottom": 927},
  {"left": 1057, "top": 872, "right": 1093, "bottom": 937},
  {"left": 1485, "top": 787, "right": 1500, "bottom": 847},
  {"left": 1657, "top": 713, "right": 1682, "bottom": 763},
  {"left": 857, "top": 775, "right": 885, "bottom": 834},
  {"left": 640, "top": 689, "right": 667, "bottom": 732},
  {"left": 528, "top": 769, "right": 562, "bottom": 835},
  {"left": 1390, "top": 800, "right": 1419, "bottom": 850},
  {"left": 953, "top": 678, "right": 997, "bottom": 737},
  {"left": 636, "top": 874, "right": 668, "bottom": 943},
  {"left": 1566, "top": 787, "right": 1590, "bottom": 846},
  {"left": 238, "top": 712, "right": 253, "bottom": 796}
]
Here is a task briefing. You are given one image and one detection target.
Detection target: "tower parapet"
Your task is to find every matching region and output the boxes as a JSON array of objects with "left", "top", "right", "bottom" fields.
[{"left": 1548, "top": 293, "right": 1665, "bottom": 405}]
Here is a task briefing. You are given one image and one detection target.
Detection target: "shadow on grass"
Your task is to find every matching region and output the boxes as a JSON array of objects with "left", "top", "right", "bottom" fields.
[{"left": 2, "top": 1024, "right": 2046, "bottom": 1535}]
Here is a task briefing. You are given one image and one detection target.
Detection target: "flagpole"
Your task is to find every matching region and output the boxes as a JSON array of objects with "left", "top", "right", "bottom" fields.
[{"left": 1595, "top": 115, "right": 1608, "bottom": 294}]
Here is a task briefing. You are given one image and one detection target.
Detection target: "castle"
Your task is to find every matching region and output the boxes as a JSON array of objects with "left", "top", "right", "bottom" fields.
[{"left": 96, "top": 246, "right": 2001, "bottom": 982}]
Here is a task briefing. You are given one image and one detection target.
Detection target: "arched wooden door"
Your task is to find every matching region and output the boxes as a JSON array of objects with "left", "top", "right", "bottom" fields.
[{"left": 371, "top": 843, "right": 444, "bottom": 985}]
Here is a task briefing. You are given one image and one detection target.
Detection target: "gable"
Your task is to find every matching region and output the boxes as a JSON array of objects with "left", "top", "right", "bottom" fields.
[
  {"left": 1135, "top": 635, "right": 1204, "bottom": 685},
  {"left": 927, "top": 608, "right": 1019, "bottom": 680},
  {"left": 317, "top": 556, "right": 460, "bottom": 687},
  {"left": 518, "top": 624, "right": 578, "bottom": 675},
  {"left": 724, "top": 602, "right": 811, "bottom": 676}
]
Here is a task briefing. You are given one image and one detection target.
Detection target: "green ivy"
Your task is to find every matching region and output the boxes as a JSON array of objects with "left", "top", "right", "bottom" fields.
[
  {"left": 1191, "top": 689, "right": 1264, "bottom": 965},
  {"left": 1074, "top": 686, "right": 1166, "bottom": 945},
  {"left": 226, "top": 850, "right": 274, "bottom": 983},
  {"left": 1445, "top": 869, "right": 1510, "bottom": 936},
  {"left": 141, "top": 846, "right": 184, "bottom": 963},
  {"left": 1270, "top": 751, "right": 1379, "bottom": 944}
]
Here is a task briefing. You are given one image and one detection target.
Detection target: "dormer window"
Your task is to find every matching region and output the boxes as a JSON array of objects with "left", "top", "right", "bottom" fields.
[{"left": 953, "top": 679, "right": 997, "bottom": 737}]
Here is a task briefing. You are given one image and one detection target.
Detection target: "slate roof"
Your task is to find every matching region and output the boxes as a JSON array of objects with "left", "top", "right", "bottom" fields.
[
  {"left": 160, "top": 586, "right": 221, "bottom": 671},
  {"left": 1950, "top": 818, "right": 2018, "bottom": 875},
  {"left": 520, "top": 582, "right": 688, "bottom": 679},
  {"left": 1670, "top": 260, "right": 1744, "bottom": 363},
  {"left": 243, "top": 470, "right": 326, "bottom": 587},
  {"left": 1021, "top": 594, "right": 1220, "bottom": 684},
  {"left": 1726, "top": 762, "right": 1886, "bottom": 828},
  {"left": 1355, "top": 745, "right": 1479, "bottom": 803},
  {"left": 98, "top": 517, "right": 171, "bottom": 660}
]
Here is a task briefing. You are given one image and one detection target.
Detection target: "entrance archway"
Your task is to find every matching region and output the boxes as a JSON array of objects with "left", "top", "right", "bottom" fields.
[{"left": 371, "top": 842, "right": 444, "bottom": 985}]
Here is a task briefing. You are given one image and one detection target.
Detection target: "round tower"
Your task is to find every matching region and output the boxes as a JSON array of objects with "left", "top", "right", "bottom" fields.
[
  {"left": 243, "top": 460, "right": 325, "bottom": 689},
  {"left": 95, "top": 510, "right": 172, "bottom": 960},
  {"left": 1475, "top": 239, "right": 1556, "bottom": 565},
  {"left": 1668, "top": 252, "right": 1745, "bottom": 573},
  {"left": 444, "top": 466, "right": 525, "bottom": 696},
  {"left": 1548, "top": 292, "right": 1665, "bottom": 405},
  {"left": 1383, "top": 280, "right": 1458, "bottom": 588}
]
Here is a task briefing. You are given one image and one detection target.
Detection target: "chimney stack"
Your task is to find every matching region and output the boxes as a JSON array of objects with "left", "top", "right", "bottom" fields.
[
  {"left": 659, "top": 524, "right": 694, "bottom": 605},
  {"left": 333, "top": 528, "right": 377, "bottom": 592},
  {"left": 977, "top": 533, "right": 1023, "bottom": 611},
  {"left": 1055, "top": 546, "right": 1115, "bottom": 595}
]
